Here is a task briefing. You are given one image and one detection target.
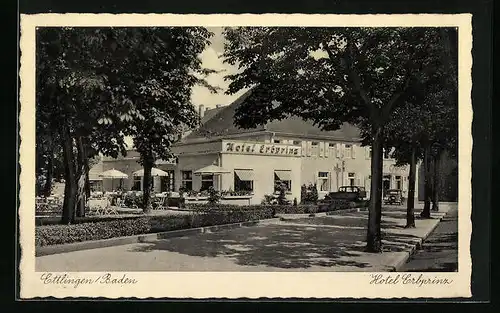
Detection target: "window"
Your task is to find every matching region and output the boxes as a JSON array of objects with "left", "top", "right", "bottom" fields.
[
  {"left": 311, "top": 141, "right": 319, "bottom": 156},
  {"left": 318, "top": 172, "right": 330, "bottom": 192},
  {"left": 293, "top": 140, "right": 301, "bottom": 145},
  {"left": 273, "top": 139, "right": 281, "bottom": 144},
  {"left": 348, "top": 172, "right": 355, "bottom": 186},
  {"left": 274, "top": 170, "right": 292, "bottom": 192},
  {"left": 133, "top": 176, "right": 141, "bottom": 191},
  {"left": 328, "top": 143, "right": 336, "bottom": 158},
  {"left": 181, "top": 171, "right": 193, "bottom": 191},
  {"left": 345, "top": 144, "right": 352, "bottom": 158},
  {"left": 234, "top": 169, "right": 254, "bottom": 192},
  {"left": 200, "top": 174, "right": 214, "bottom": 191},
  {"left": 395, "top": 175, "right": 402, "bottom": 190}
]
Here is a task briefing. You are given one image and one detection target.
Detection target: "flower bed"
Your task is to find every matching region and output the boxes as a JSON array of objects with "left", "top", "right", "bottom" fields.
[{"left": 35, "top": 206, "right": 274, "bottom": 247}]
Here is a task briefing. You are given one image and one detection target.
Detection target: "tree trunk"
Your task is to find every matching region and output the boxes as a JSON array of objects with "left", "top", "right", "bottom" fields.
[
  {"left": 432, "top": 150, "right": 442, "bottom": 211},
  {"left": 366, "top": 126, "right": 384, "bottom": 253},
  {"left": 75, "top": 137, "right": 87, "bottom": 218},
  {"left": 61, "top": 126, "right": 77, "bottom": 225},
  {"left": 42, "top": 145, "right": 54, "bottom": 197},
  {"left": 420, "top": 144, "right": 432, "bottom": 218},
  {"left": 82, "top": 139, "right": 91, "bottom": 199},
  {"left": 405, "top": 145, "right": 417, "bottom": 228},
  {"left": 142, "top": 158, "right": 154, "bottom": 214}
]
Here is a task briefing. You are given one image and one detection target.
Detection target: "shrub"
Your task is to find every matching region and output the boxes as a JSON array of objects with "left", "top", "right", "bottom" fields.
[
  {"left": 207, "top": 186, "right": 221, "bottom": 204},
  {"left": 35, "top": 205, "right": 275, "bottom": 247},
  {"left": 274, "top": 182, "right": 288, "bottom": 205},
  {"left": 261, "top": 194, "right": 277, "bottom": 205},
  {"left": 123, "top": 193, "right": 142, "bottom": 208},
  {"left": 35, "top": 217, "right": 150, "bottom": 246},
  {"left": 301, "top": 183, "right": 319, "bottom": 204}
]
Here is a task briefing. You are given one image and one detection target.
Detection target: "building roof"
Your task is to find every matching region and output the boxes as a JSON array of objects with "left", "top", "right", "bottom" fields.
[
  {"left": 182, "top": 88, "right": 362, "bottom": 142},
  {"left": 201, "top": 106, "right": 226, "bottom": 124}
]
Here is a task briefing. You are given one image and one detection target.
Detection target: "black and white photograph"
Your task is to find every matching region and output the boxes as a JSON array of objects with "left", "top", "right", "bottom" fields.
[{"left": 19, "top": 13, "right": 472, "bottom": 299}]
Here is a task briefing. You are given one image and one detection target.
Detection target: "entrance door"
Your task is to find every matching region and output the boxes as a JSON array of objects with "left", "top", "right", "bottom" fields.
[{"left": 160, "top": 170, "right": 175, "bottom": 192}]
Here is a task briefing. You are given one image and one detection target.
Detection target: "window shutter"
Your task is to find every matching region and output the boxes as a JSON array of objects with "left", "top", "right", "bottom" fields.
[
  {"left": 306, "top": 141, "right": 312, "bottom": 157},
  {"left": 319, "top": 142, "right": 325, "bottom": 157},
  {"left": 365, "top": 146, "right": 370, "bottom": 159},
  {"left": 301, "top": 141, "right": 307, "bottom": 156},
  {"left": 325, "top": 143, "right": 330, "bottom": 158},
  {"left": 351, "top": 145, "right": 356, "bottom": 159},
  {"left": 356, "top": 176, "right": 361, "bottom": 186},
  {"left": 336, "top": 143, "right": 342, "bottom": 158}
]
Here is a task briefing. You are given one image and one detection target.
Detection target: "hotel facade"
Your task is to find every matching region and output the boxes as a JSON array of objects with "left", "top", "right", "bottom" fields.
[{"left": 97, "top": 90, "right": 419, "bottom": 205}]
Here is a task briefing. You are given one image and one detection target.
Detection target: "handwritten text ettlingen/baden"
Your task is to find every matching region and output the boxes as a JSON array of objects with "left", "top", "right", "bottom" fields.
[{"left": 40, "top": 273, "right": 137, "bottom": 288}]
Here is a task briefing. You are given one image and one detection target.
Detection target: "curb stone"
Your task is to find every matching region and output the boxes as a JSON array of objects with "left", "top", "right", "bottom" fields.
[
  {"left": 388, "top": 208, "right": 453, "bottom": 272},
  {"left": 36, "top": 220, "right": 267, "bottom": 257}
]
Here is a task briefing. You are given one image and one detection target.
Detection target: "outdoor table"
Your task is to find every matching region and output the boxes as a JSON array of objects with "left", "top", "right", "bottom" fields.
[{"left": 87, "top": 198, "right": 110, "bottom": 216}]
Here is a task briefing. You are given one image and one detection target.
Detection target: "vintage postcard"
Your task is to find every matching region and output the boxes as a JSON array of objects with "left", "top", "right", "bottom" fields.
[{"left": 19, "top": 13, "right": 472, "bottom": 299}]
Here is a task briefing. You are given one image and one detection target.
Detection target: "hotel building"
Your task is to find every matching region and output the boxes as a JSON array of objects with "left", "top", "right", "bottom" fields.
[{"left": 98, "top": 90, "right": 420, "bottom": 204}]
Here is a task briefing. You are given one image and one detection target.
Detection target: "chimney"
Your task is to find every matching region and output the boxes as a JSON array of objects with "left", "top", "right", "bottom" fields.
[{"left": 198, "top": 105, "right": 205, "bottom": 119}]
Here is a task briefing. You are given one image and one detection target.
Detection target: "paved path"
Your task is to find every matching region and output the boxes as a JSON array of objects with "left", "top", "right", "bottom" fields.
[
  {"left": 36, "top": 203, "right": 455, "bottom": 272},
  {"left": 400, "top": 206, "right": 458, "bottom": 272}
]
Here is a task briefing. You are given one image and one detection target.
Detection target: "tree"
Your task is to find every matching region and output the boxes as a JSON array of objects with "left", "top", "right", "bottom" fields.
[
  {"left": 223, "top": 27, "right": 449, "bottom": 252},
  {"left": 37, "top": 27, "right": 137, "bottom": 223},
  {"left": 420, "top": 28, "right": 458, "bottom": 217},
  {"left": 382, "top": 102, "right": 425, "bottom": 228},
  {"left": 381, "top": 28, "right": 457, "bottom": 221},
  {"left": 107, "top": 27, "right": 218, "bottom": 212}
]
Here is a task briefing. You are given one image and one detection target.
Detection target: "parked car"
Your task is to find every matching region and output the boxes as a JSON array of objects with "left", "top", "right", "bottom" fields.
[
  {"left": 318, "top": 186, "right": 367, "bottom": 211},
  {"left": 384, "top": 189, "right": 403, "bottom": 205},
  {"left": 327, "top": 186, "right": 367, "bottom": 202}
]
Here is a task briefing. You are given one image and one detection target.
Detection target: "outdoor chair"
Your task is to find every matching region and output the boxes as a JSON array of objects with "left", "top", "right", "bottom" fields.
[
  {"left": 152, "top": 196, "right": 168, "bottom": 210},
  {"left": 115, "top": 197, "right": 126, "bottom": 208},
  {"left": 35, "top": 197, "right": 50, "bottom": 212},
  {"left": 87, "top": 198, "right": 107, "bottom": 216}
]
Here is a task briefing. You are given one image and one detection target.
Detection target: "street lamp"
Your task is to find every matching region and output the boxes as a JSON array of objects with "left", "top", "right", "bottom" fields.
[
  {"left": 333, "top": 164, "right": 341, "bottom": 190},
  {"left": 333, "top": 161, "right": 345, "bottom": 189}
]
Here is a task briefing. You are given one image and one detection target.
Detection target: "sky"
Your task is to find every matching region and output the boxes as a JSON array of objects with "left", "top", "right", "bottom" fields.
[
  {"left": 190, "top": 27, "right": 248, "bottom": 110},
  {"left": 125, "top": 27, "right": 246, "bottom": 148}
]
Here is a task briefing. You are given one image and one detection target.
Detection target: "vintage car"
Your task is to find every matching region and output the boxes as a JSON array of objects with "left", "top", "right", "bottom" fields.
[
  {"left": 330, "top": 186, "right": 368, "bottom": 202},
  {"left": 318, "top": 186, "right": 367, "bottom": 211},
  {"left": 384, "top": 189, "right": 403, "bottom": 205}
]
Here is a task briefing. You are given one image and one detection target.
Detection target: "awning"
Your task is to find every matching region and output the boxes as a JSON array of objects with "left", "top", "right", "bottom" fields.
[
  {"left": 235, "top": 169, "right": 254, "bottom": 181},
  {"left": 194, "top": 165, "right": 231, "bottom": 175},
  {"left": 133, "top": 168, "right": 169, "bottom": 177},
  {"left": 275, "top": 170, "right": 292, "bottom": 181}
]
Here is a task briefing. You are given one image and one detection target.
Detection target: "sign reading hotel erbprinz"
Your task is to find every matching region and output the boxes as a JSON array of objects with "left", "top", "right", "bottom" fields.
[{"left": 223, "top": 141, "right": 301, "bottom": 156}]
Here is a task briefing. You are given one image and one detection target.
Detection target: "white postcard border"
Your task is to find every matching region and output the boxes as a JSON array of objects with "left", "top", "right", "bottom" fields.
[{"left": 19, "top": 13, "right": 473, "bottom": 299}]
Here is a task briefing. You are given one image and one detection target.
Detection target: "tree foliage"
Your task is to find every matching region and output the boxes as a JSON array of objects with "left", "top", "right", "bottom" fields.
[
  {"left": 222, "top": 26, "right": 455, "bottom": 252},
  {"left": 36, "top": 27, "right": 216, "bottom": 221}
]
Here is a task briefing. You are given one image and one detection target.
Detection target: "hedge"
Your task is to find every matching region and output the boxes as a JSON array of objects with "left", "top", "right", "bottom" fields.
[
  {"left": 35, "top": 206, "right": 274, "bottom": 247},
  {"left": 184, "top": 202, "right": 358, "bottom": 214}
]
